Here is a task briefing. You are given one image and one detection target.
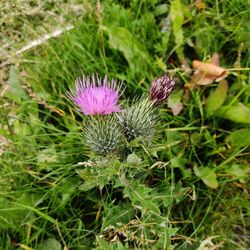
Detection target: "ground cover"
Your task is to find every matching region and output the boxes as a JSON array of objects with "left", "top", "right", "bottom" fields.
[{"left": 0, "top": 0, "right": 249, "bottom": 249}]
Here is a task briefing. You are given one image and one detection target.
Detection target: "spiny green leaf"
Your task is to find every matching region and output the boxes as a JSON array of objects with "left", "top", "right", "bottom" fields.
[
  {"left": 170, "top": 157, "right": 191, "bottom": 179},
  {"left": 102, "top": 202, "right": 135, "bottom": 229},
  {"left": 124, "top": 182, "right": 160, "bottom": 214}
]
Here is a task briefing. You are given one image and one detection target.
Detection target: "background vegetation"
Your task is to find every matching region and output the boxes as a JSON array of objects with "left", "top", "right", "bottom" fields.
[{"left": 0, "top": 0, "right": 249, "bottom": 249}]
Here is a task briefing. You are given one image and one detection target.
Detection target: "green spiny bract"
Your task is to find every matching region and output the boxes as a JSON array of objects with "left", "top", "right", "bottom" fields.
[
  {"left": 117, "top": 98, "right": 159, "bottom": 142},
  {"left": 84, "top": 115, "right": 122, "bottom": 155}
]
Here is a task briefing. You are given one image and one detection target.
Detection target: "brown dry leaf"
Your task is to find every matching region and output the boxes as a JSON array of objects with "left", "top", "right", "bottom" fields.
[{"left": 187, "top": 54, "right": 227, "bottom": 87}]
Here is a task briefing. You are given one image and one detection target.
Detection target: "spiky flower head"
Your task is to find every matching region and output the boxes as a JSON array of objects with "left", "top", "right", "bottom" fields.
[
  {"left": 84, "top": 116, "right": 122, "bottom": 155},
  {"left": 66, "top": 74, "right": 122, "bottom": 115},
  {"left": 149, "top": 74, "right": 175, "bottom": 105},
  {"left": 117, "top": 97, "right": 159, "bottom": 142}
]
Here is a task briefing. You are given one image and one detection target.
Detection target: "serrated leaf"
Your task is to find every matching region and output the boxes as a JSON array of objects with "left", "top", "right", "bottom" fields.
[
  {"left": 102, "top": 26, "right": 151, "bottom": 70},
  {"left": 124, "top": 183, "right": 160, "bottom": 214},
  {"left": 102, "top": 202, "right": 135, "bottom": 229},
  {"left": 205, "top": 80, "right": 228, "bottom": 116},
  {"left": 77, "top": 169, "right": 97, "bottom": 191},
  {"left": 194, "top": 165, "right": 218, "bottom": 189},
  {"left": 37, "top": 238, "right": 61, "bottom": 250},
  {"left": 226, "top": 129, "right": 250, "bottom": 148},
  {"left": 215, "top": 102, "right": 250, "bottom": 124},
  {"left": 77, "top": 159, "right": 120, "bottom": 190}
]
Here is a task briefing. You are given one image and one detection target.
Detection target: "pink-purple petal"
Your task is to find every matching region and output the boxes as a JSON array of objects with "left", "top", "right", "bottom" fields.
[{"left": 67, "top": 74, "right": 122, "bottom": 115}]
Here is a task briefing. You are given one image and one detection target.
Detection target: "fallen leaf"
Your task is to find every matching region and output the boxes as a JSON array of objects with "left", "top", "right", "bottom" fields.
[
  {"left": 169, "top": 102, "right": 183, "bottom": 116},
  {"left": 193, "top": 60, "right": 227, "bottom": 82},
  {"left": 187, "top": 54, "right": 227, "bottom": 87}
]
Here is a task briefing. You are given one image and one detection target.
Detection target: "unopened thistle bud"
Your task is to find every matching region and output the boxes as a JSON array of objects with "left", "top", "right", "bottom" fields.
[
  {"left": 149, "top": 74, "right": 175, "bottom": 105},
  {"left": 117, "top": 98, "right": 159, "bottom": 142},
  {"left": 84, "top": 116, "right": 122, "bottom": 155}
]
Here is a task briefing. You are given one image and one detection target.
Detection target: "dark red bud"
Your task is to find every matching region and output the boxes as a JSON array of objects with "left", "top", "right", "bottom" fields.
[{"left": 149, "top": 74, "right": 175, "bottom": 105}]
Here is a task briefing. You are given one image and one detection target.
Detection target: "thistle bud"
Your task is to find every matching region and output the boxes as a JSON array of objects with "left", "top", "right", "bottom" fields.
[
  {"left": 84, "top": 116, "right": 122, "bottom": 155},
  {"left": 117, "top": 98, "right": 159, "bottom": 142},
  {"left": 149, "top": 74, "right": 175, "bottom": 105}
]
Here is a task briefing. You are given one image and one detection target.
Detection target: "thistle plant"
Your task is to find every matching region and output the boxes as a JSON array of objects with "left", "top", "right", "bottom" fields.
[{"left": 67, "top": 73, "right": 175, "bottom": 155}]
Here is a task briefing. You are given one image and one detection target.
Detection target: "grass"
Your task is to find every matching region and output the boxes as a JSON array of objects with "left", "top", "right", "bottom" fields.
[{"left": 0, "top": 0, "right": 250, "bottom": 249}]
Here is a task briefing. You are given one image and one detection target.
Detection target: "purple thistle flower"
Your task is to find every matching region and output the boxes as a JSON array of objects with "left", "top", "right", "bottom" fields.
[{"left": 66, "top": 74, "right": 123, "bottom": 115}]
